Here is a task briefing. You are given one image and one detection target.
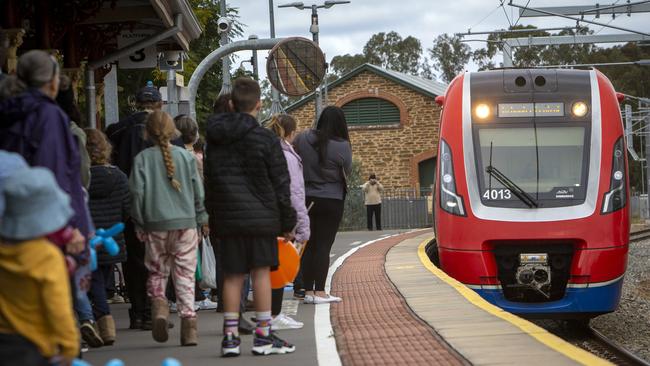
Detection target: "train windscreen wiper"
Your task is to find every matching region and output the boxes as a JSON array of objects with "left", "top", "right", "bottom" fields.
[{"left": 485, "top": 165, "right": 538, "bottom": 208}]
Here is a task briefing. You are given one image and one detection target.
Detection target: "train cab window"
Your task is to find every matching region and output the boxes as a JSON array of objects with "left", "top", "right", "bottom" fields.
[{"left": 475, "top": 126, "right": 588, "bottom": 208}]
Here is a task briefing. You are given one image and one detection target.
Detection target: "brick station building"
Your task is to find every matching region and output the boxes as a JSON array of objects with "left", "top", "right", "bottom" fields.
[{"left": 286, "top": 63, "right": 447, "bottom": 191}]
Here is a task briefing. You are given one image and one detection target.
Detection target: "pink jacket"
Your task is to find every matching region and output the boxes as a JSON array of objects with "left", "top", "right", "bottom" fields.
[{"left": 282, "top": 140, "right": 310, "bottom": 243}]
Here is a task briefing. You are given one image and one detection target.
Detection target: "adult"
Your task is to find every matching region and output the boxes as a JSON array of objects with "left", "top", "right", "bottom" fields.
[
  {"left": 0, "top": 49, "right": 101, "bottom": 346},
  {"left": 293, "top": 106, "right": 352, "bottom": 304},
  {"left": 105, "top": 85, "right": 163, "bottom": 330},
  {"left": 362, "top": 173, "right": 384, "bottom": 231},
  {"left": 0, "top": 50, "right": 90, "bottom": 244}
]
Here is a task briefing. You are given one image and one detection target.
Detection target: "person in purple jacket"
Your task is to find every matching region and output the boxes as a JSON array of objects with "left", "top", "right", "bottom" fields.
[
  {"left": 267, "top": 114, "right": 310, "bottom": 330},
  {"left": 0, "top": 50, "right": 102, "bottom": 347}
]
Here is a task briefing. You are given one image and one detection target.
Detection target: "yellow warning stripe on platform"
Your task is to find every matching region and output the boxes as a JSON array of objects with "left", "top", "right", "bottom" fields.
[{"left": 416, "top": 238, "right": 612, "bottom": 366}]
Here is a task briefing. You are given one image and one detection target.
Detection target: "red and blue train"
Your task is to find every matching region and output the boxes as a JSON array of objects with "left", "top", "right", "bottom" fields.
[{"left": 432, "top": 68, "right": 629, "bottom": 318}]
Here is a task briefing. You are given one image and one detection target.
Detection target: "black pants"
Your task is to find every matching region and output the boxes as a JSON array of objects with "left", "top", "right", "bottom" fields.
[
  {"left": 301, "top": 197, "right": 345, "bottom": 292},
  {"left": 366, "top": 204, "right": 382, "bottom": 230},
  {"left": 0, "top": 333, "right": 48, "bottom": 366},
  {"left": 123, "top": 220, "right": 150, "bottom": 321}
]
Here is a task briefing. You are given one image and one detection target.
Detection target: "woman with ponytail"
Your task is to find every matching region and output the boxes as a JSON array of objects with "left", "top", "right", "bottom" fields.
[{"left": 130, "top": 110, "right": 209, "bottom": 346}]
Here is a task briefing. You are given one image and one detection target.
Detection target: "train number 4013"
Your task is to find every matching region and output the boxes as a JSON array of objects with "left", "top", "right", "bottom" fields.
[{"left": 483, "top": 189, "right": 512, "bottom": 200}]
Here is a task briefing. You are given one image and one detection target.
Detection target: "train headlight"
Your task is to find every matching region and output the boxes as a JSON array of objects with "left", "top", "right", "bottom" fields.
[
  {"left": 602, "top": 137, "right": 627, "bottom": 214},
  {"left": 571, "top": 101, "right": 588, "bottom": 117},
  {"left": 475, "top": 104, "right": 491, "bottom": 119},
  {"left": 439, "top": 139, "right": 466, "bottom": 216}
]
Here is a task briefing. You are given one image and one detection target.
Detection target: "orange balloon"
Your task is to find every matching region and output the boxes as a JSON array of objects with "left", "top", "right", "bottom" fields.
[{"left": 271, "top": 238, "right": 301, "bottom": 289}]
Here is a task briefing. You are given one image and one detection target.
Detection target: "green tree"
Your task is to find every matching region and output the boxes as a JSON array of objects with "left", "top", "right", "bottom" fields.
[
  {"left": 330, "top": 53, "right": 367, "bottom": 76},
  {"left": 428, "top": 34, "right": 471, "bottom": 83},
  {"left": 328, "top": 31, "right": 429, "bottom": 78},
  {"left": 363, "top": 31, "right": 423, "bottom": 75}
]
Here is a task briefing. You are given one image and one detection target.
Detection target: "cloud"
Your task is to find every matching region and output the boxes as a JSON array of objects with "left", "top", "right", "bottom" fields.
[{"left": 226, "top": 0, "right": 648, "bottom": 80}]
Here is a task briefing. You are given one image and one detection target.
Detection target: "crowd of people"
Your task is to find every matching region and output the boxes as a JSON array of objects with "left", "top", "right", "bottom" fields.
[{"left": 0, "top": 50, "right": 352, "bottom": 364}]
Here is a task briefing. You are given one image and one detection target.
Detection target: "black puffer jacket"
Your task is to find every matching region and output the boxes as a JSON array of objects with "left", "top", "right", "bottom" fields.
[
  {"left": 88, "top": 165, "right": 130, "bottom": 264},
  {"left": 204, "top": 112, "right": 296, "bottom": 237},
  {"left": 105, "top": 111, "right": 184, "bottom": 176}
]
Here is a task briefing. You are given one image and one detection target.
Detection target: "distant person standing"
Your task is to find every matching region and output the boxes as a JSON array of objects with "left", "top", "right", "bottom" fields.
[
  {"left": 362, "top": 174, "right": 383, "bottom": 231},
  {"left": 293, "top": 106, "right": 352, "bottom": 304}
]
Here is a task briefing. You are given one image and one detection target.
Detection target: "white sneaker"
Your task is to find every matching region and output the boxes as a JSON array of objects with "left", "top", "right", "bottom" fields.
[
  {"left": 303, "top": 295, "right": 314, "bottom": 304},
  {"left": 312, "top": 294, "right": 342, "bottom": 304},
  {"left": 196, "top": 298, "right": 219, "bottom": 311},
  {"left": 169, "top": 302, "right": 178, "bottom": 313},
  {"left": 271, "top": 313, "right": 304, "bottom": 330}
]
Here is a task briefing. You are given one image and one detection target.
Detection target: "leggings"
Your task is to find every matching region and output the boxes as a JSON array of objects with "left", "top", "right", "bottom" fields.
[
  {"left": 301, "top": 196, "right": 345, "bottom": 292},
  {"left": 271, "top": 288, "right": 284, "bottom": 316}
]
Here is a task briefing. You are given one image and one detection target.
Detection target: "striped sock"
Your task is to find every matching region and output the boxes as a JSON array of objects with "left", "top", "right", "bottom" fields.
[
  {"left": 255, "top": 311, "right": 272, "bottom": 337},
  {"left": 224, "top": 312, "right": 239, "bottom": 337}
]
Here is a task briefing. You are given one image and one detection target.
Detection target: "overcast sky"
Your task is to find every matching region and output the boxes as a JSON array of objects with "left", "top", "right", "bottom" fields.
[{"left": 229, "top": 0, "right": 648, "bottom": 81}]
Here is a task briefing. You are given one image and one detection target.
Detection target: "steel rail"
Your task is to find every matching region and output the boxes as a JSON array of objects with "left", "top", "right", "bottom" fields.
[{"left": 587, "top": 325, "right": 650, "bottom": 366}]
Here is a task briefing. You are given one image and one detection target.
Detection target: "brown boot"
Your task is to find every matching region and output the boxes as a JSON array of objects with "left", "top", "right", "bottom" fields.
[
  {"left": 151, "top": 297, "right": 169, "bottom": 343},
  {"left": 97, "top": 315, "right": 116, "bottom": 345},
  {"left": 180, "top": 317, "right": 198, "bottom": 346}
]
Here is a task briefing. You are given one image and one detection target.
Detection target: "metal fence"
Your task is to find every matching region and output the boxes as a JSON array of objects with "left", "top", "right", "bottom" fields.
[
  {"left": 339, "top": 188, "right": 433, "bottom": 231},
  {"left": 630, "top": 194, "right": 649, "bottom": 220}
]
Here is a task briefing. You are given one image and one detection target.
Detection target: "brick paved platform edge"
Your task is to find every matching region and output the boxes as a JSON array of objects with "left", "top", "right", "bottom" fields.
[{"left": 329, "top": 230, "right": 469, "bottom": 366}]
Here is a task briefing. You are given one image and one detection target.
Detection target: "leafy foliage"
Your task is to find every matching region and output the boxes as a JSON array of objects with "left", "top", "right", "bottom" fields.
[
  {"left": 428, "top": 34, "right": 472, "bottom": 83},
  {"left": 329, "top": 31, "right": 431, "bottom": 78}
]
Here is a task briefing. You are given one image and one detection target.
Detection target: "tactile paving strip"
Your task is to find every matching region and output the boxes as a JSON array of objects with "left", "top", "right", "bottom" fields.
[{"left": 330, "top": 231, "right": 468, "bottom": 366}]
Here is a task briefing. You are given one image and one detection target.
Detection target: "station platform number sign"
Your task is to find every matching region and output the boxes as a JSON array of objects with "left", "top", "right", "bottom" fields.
[{"left": 117, "top": 31, "right": 158, "bottom": 69}]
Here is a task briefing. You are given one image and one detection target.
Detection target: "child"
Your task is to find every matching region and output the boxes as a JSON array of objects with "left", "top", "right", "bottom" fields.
[
  {"left": 85, "top": 128, "right": 130, "bottom": 346},
  {"left": 0, "top": 166, "right": 80, "bottom": 366},
  {"left": 130, "top": 110, "right": 208, "bottom": 346},
  {"left": 267, "top": 114, "right": 310, "bottom": 330},
  {"left": 204, "top": 77, "right": 297, "bottom": 357},
  {"left": 171, "top": 114, "right": 218, "bottom": 311}
]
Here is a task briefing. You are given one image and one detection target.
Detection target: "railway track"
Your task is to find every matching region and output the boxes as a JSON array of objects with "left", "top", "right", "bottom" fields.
[
  {"left": 630, "top": 228, "right": 650, "bottom": 242},
  {"left": 585, "top": 325, "right": 650, "bottom": 366},
  {"left": 533, "top": 320, "right": 650, "bottom": 366}
]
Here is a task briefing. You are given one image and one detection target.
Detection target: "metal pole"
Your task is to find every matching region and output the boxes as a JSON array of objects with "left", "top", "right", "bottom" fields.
[
  {"left": 268, "top": 0, "right": 282, "bottom": 115},
  {"left": 167, "top": 69, "right": 178, "bottom": 116},
  {"left": 188, "top": 38, "right": 283, "bottom": 120},
  {"left": 85, "top": 68, "right": 96, "bottom": 128},
  {"left": 311, "top": 4, "right": 321, "bottom": 125},
  {"left": 103, "top": 64, "right": 119, "bottom": 126},
  {"left": 219, "top": 0, "right": 231, "bottom": 95},
  {"left": 645, "top": 117, "right": 650, "bottom": 221}
]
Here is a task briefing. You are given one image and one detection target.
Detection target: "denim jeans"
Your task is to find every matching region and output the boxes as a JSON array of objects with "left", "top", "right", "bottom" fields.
[{"left": 88, "top": 265, "right": 112, "bottom": 318}]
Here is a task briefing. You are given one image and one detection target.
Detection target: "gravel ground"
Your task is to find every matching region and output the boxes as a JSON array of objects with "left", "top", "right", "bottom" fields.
[{"left": 591, "top": 238, "right": 650, "bottom": 362}]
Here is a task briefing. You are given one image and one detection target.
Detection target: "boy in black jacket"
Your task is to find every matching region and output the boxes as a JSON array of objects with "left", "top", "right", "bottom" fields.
[{"left": 204, "top": 78, "right": 297, "bottom": 357}]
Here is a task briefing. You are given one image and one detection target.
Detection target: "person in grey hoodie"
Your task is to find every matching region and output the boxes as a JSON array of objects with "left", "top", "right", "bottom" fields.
[
  {"left": 293, "top": 106, "right": 352, "bottom": 304},
  {"left": 267, "top": 114, "right": 310, "bottom": 330}
]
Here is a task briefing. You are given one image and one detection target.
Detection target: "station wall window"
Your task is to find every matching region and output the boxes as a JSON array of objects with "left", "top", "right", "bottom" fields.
[{"left": 342, "top": 97, "right": 400, "bottom": 126}]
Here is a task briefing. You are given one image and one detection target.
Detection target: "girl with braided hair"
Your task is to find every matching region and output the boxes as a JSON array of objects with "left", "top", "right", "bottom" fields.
[{"left": 130, "top": 110, "right": 209, "bottom": 346}]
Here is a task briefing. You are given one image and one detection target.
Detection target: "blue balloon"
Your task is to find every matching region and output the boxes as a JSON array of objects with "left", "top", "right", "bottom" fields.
[
  {"left": 105, "top": 360, "right": 125, "bottom": 366},
  {"left": 161, "top": 358, "right": 182, "bottom": 366}
]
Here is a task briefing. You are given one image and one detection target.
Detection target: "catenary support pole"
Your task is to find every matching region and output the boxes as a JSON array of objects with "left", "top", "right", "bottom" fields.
[{"left": 268, "top": 0, "right": 283, "bottom": 115}]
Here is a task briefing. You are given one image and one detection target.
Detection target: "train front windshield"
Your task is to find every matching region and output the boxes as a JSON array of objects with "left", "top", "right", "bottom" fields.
[{"left": 475, "top": 125, "right": 589, "bottom": 208}]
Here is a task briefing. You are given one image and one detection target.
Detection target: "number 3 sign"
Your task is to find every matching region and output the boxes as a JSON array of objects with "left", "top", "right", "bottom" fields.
[{"left": 117, "top": 31, "right": 158, "bottom": 69}]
